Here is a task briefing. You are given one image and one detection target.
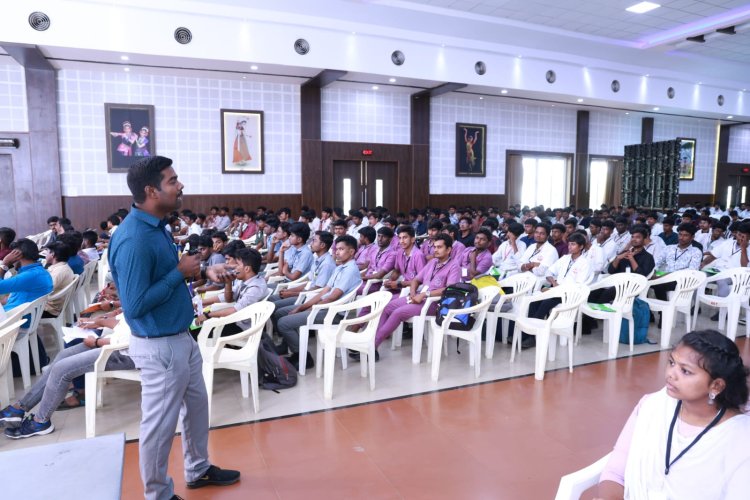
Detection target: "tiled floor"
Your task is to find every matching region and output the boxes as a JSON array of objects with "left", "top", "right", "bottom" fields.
[{"left": 1, "top": 310, "right": 748, "bottom": 498}]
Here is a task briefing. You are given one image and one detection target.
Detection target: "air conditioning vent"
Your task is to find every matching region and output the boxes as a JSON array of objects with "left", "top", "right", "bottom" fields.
[
  {"left": 545, "top": 70, "right": 556, "bottom": 84},
  {"left": 391, "top": 50, "right": 405, "bottom": 66},
  {"left": 474, "top": 61, "right": 486, "bottom": 75},
  {"left": 294, "top": 39, "right": 310, "bottom": 55},
  {"left": 28, "top": 12, "right": 50, "bottom": 31},
  {"left": 174, "top": 27, "right": 192, "bottom": 45}
]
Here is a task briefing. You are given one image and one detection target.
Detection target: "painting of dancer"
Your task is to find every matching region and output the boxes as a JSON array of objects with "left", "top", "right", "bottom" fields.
[
  {"left": 456, "top": 123, "right": 486, "bottom": 177},
  {"left": 221, "top": 109, "right": 264, "bottom": 173},
  {"left": 105, "top": 103, "right": 155, "bottom": 172}
]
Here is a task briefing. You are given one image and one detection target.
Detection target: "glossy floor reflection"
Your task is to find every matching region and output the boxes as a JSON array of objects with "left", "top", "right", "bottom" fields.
[{"left": 117, "top": 337, "right": 748, "bottom": 500}]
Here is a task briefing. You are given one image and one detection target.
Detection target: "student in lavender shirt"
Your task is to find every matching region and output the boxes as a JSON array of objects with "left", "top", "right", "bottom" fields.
[
  {"left": 442, "top": 224, "right": 466, "bottom": 257},
  {"left": 383, "top": 225, "right": 426, "bottom": 296},
  {"left": 357, "top": 227, "right": 396, "bottom": 295},
  {"left": 421, "top": 220, "right": 443, "bottom": 262},
  {"left": 355, "top": 226, "right": 377, "bottom": 271},
  {"left": 456, "top": 227, "right": 493, "bottom": 282},
  {"left": 373, "top": 234, "right": 461, "bottom": 352}
]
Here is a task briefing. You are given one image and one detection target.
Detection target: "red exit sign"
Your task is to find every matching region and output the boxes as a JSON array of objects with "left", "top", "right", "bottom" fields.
[{"left": 362, "top": 149, "right": 373, "bottom": 156}]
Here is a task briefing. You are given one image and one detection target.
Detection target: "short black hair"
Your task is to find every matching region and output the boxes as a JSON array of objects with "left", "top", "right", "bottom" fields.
[
  {"left": 397, "top": 225, "right": 415, "bottom": 237},
  {"left": 523, "top": 218, "right": 538, "bottom": 228},
  {"left": 335, "top": 234, "right": 358, "bottom": 251},
  {"left": 289, "top": 222, "right": 311, "bottom": 243},
  {"left": 506, "top": 222, "right": 524, "bottom": 237},
  {"left": 0, "top": 227, "right": 16, "bottom": 246},
  {"left": 108, "top": 215, "right": 120, "bottom": 226},
  {"left": 81, "top": 230, "right": 98, "bottom": 248},
  {"left": 222, "top": 240, "right": 246, "bottom": 258},
  {"left": 377, "top": 227, "right": 394, "bottom": 238},
  {"left": 58, "top": 231, "right": 83, "bottom": 252},
  {"left": 615, "top": 216, "right": 629, "bottom": 225},
  {"left": 314, "top": 231, "right": 334, "bottom": 251},
  {"left": 358, "top": 226, "right": 376, "bottom": 244},
  {"left": 10, "top": 238, "right": 40, "bottom": 261},
  {"left": 550, "top": 223, "right": 566, "bottom": 233},
  {"left": 601, "top": 220, "right": 615, "bottom": 229},
  {"left": 567, "top": 233, "right": 586, "bottom": 247},
  {"left": 435, "top": 233, "right": 453, "bottom": 248},
  {"left": 677, "top": 222, "right": 697, "bottom": 235},
  {"left": 536, "top": 223, "right": 551, "bottom": 236},
  {"left": 198, "top": 235, "right": 214, "bottom": 248},
  {"left": 47, "top": 216, "right": 59, "bottom": 225},
  {"left": 476, "top": 227, "right": 492, "bottom": 240},
  {"left": 630, "top": 225, "right": 648, "bottom": 238},
  {"left": 236, "top": 247, "right": 262, "bottom": 273},
  {"left": 46, "top": 241, "right": 71, "bottom": 262},
  {"left": 127, "top": 156, "right": 174, "bottom": 204},
  {"left": 211, "top": 232, "right": 228, "bottom": 243}
]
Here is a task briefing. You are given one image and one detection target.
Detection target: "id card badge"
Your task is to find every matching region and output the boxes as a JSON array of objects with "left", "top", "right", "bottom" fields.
[
  {"left": 420, "top": 284, "right": 429, "bottom": 294},
  {"left": 304, "top": 281, "right": 313, "bottom": 291},
  {"left": 461, "top": 267, "right": 468, "bottom": 278}
]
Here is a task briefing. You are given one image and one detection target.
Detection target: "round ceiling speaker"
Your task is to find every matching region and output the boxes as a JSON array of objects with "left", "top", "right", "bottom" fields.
[
  {"left": 611, "top": 80, "right": 620, "bottom": 93},
  {"left": 474, "top": 61, "right": 486, "bottom": 75},
  {"left": 717, "top": 94, "right": 725, "bottom": 106},
  {"left": 28, "top": 12, "right": 50, "bottom": 31},
  {"left": 391, "top": 50, "right": 405, "bottom": 66},
  {"left": 294, "top": 39, "right": 310, "bottom": 55},
  {"left": 667, "top": 87, "right": 675, "bottom": 99},
  {"left": 174, "top": 27, "right": 192, "bottom": 44},
  {"left": 546, "top": 70, "right": 556, "bottom": 84}
]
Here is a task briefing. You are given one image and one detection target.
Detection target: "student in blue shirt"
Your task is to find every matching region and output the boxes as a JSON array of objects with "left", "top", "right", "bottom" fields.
[
  {"left": 276, "top": 235, "right": 362, "bottom": 371},
  {"left": 108, "top": 156, "right": 239, "bottom": 500},
  {"left": 0, "top": 238, "right": 53, "bottom": 326}
]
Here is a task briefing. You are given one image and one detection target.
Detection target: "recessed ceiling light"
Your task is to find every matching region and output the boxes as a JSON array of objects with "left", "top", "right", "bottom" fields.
[
  {"left": 250, "top": 65, "right": 258, "bottom": 71},
  {"left": 479, "top": 96, "right": 484, "bottom": 100},
  {"left": 517, "top": 54, "right": 522, "bottom": 58},
  {"left": 551, "top": 104, "right": 556, "bottom": 107},
  {"left": 697, "top": 82, "right": 702, "bottom": 85},
  {"left": 577, "top": 98, "right": 584, "bottom": 102},
  {"left": 389, "top": 78, "right": 396, "bottom": 83},
  {"left": 644, "top": 74, "right": 650, "bottom": 77},
  {"left": 351, "top": 31, "right": 356, "bottom": 35},
  {"left": 500, "top": 89, "right": 508, "bottom": 94},
  {"left": 372, "top": 85, "right": 379, "bottom": 90},
  {"left": 626, "top": 2, "right": 661, "bottom": 14},
  {"left": 242, "top": 76, "right": 247, "bottom": 79},
  {"left": 727, "top": 115, "right": 734, "bottom": 119},
  {"left": 123, "top": 67, "right": 130, "bottom": 72},
  {"left": 653, "top": 107, "right": 660, "bottom": 111},
  {"left": 626, "top": 112, "right": 630, "bottom": 115},
  {"left": 120, "top": 55, "right": 129, "bottom": 61}
]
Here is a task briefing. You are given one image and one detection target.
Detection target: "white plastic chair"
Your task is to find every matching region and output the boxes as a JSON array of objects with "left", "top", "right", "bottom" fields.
[
  {"left": 554, "top": 453, "right": 611, "bottom": 500},
  {"left": 430, "top": 287, "right": 500, "bottom": 381},
  {"left": 198, "top": 301, "right": 275, "bottom": 424},
  {"left": 643, "top": 270, "right": 706, "bottom": 348},
  {"left": 97, "top": 248, "right": 109, "bottom": 292},
  {"left": 0, "top": 319, "right": 24, "bottom": 407},
  {"left": 39, "top": 276, "right": 80, "bottom": 352},
  {"left": 315, "top": 291, "right": 392, "bottom": 399},
  {"left": 512, "top": 283, "right": 590, "bottom": 381},
  {"left": 391, "top": 287, "right": 442, "bottom": 364},
  {"left": 485, "top": 273, "right": 537, "bottom": 359},
  {"left": 0, "top": 305, "right": 28, "bottom": 398},
  {"left": 72, "top": 261, "right": 98, "bottom": 321},
  {"left": 692, "top": 267, "right": 750, "bottom": 342},
  {"left": 576, "top": 274, "right": 648, "bottom": 359},
  {"left": 296, "top": 288, "right": 358, "bottom": 376},
  {"left": 11, "top": 294, "right": 49, "bottom": 390},
  {"left": 84, "top": 318, "right": 140, "bottom": 438}
]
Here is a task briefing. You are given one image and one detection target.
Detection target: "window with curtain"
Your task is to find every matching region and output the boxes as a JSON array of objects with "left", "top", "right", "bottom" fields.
[
  {"left": 589, "top": 159, "right": 609, "bottom": 209},
  {"left": 520, "top": 156, "right": 568, "bottom": 208}
]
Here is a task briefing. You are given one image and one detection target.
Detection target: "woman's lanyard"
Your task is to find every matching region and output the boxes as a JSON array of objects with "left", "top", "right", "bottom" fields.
[{"left": 665, "top": 401, "right": 726, "bottom": 475}]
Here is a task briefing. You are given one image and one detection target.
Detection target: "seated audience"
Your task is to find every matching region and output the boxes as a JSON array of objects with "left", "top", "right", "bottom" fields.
[
  {"left": 79, "top": 230, "right": 100, "bottom": 263},
  {"left": 0, "top": 227, "right": 16, "bottom": 261},
  {"left": 269, "top": 222, "right": 313, "bottom": 284},
  {"left": 383, "top": 225, "right": 427, "bottom": 295},
  {"left": 518, "top": 223, "right": 558, "bottom": 277},
  {"left": 583, "top": 330, "right": 750, "bottom": 500},
  {"left": 355, "top": 226, "right": 377, "bottom": 271},
  {"left": 0, "top": 314, "right": 134, "bottom": 439},
  {"left": 701, "top": 221, "right": 750, "bottom": 304},
  {"left": 492, "top": 221, "right": 527, "bottom": 277},
  {"left": 659, "top": 218, "right": 678, "bottom": 246},
  {"left": 421, "top": 220, "right": 443, "bottom": 261},
  {"left": 456, "top": 216, "right": 475, "bottom": 247},
  {"left": 456, "top": 227, "right": 493, "bottom": 281},
  {"left": 612, "top": 216, "right": 632, "bottom": 254},
  {"left": 275, "top": 235, "right": 361, "bottom": 370},
  {"left": 41, "top": 241, "right": 76, "bottom": 318},
  {"left": 0, "top": 238, "right": 53, "bottom": 325},
  {"left": 58, "top": 232, "right": 85, "bottom": 275},
  {"left": 373, "top": 234, "right": 460, "bottom": 353},
  {"left": 358, "top": 227, "right": 396, "bottom": 294},
  {"left": 270, "top": 231, "right": 336, "bottom": 306},
  {"left": 550, "top": 223, "right": 569, "bottom": 258}
]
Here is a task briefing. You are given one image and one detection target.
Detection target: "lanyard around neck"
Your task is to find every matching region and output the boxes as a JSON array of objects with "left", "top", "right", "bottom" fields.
[{"left": 665, "top": 401, "right": 725, "bottom": 475}]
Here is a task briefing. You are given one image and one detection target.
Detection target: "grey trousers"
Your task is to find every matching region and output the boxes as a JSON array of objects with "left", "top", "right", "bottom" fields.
[
  {"left": 127, "top": 332, "right": 211, "bottom": 500},
  {"left": 18, "top": 342, "right": 134, "bottom": 422}
]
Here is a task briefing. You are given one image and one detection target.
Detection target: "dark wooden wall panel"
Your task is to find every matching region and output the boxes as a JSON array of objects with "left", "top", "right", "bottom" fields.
[
  {"left": 574, "top": 111, "right": 589, "bottom": 209},
  {"left": 411, "top": 145, "right": 430, "bottom": 209},
  {"left": 641, "top": 117, "right": 654, "bottom": 144},
  {"left": 677, "top": 193, "right": 715, "bottom": 206},
  {"left": 62, "top": 194, "right": 302, "bottom": 231},
  {"left": 301, "top": 139, "right": 323, "bottom": 210}
]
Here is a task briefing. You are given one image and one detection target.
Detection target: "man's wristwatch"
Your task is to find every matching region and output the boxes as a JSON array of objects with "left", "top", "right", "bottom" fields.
[{"left": 0, "top": 263, "right": 9, "bottom": 272}]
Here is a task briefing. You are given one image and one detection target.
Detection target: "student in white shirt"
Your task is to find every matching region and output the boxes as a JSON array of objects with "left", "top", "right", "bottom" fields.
[
  {"left": 492, "top": 222, "right": 526, "bottom": 277},
  {"left": 592, "top": 219, "right": 617, "bottom": 272},
  {"left": 613, "top": 216, "right": 632, "bottom": 254},
  {"left": 518, "top": 223, "right": 558, "bottom": 277},
  {"left": 701, "top": 222, "right": 750, "bottom": 298}
]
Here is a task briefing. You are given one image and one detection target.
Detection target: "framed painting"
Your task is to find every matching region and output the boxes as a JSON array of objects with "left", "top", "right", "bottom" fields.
[
  {"left": 678, "top": 137, "right": 696, "bottom": 181},
  {"left": 105, "top": 103, "right": 155, "bottom": 172},
  {"left": 456, "top": 123, "right": 486, "bottom": 177},
  {"left": 221, "top": 109, "right": 264, "bottom": 173}
]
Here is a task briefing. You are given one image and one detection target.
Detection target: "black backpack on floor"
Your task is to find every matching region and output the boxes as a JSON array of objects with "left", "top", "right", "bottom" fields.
[
  {"left": 436, "top": 283, "right": 479, "bottom": 331},
  {"left": 257, "top": 336, "right": 297, "bottom": 391}
]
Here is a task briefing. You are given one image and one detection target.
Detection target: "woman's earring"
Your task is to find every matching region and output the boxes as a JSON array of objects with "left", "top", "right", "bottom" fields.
[{"left": 708, "top": 392, "right": 716, "bottom": 405}]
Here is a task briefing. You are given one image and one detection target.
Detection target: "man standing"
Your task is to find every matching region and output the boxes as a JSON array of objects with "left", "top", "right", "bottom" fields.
[{"left": 109, "top": 156, "right": 239, "bottom": 500}]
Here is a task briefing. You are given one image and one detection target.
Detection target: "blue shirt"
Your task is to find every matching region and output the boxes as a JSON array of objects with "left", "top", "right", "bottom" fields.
[
  {"left": 286, "top": 244, "right": 314, "bottom": 275},
  {"left": 109, "top": 206, "right": 194, "bottom": 337},
  {"left": 310, "top": 252, "right": 336, "bottom": 289},
  {"left": 322, "top": 259, "right": 361, "bottom": 300},
  {"left": 0, "top": 262, "right": 53, "bottom": 327},
  {"left": 68, "top": 254, "right": 84, "bottom": 275}
]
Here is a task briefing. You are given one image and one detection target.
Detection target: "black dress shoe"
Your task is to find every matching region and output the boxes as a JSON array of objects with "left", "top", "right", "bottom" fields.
[
  {"left": 348, "top": 349, "right": 379, "bottom": 362},
  {"left": 521, "top": 337, "right": 536, "bottom": 349},
  {"left": 186, "top": 465, "right": 240, "bottom": 489},
  {"left": 710, "top": 312, "right": 719, "bottom": 321}
]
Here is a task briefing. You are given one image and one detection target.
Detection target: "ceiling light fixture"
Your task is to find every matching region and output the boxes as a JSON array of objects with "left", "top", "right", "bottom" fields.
[
  {"left": 242, "top": 76, "right": 247, "bottom": 79},
  {"left": 727, "top": 115, "right": 734, "bottom": 119},
  {"left": 626, "top": 112, "right": 630, "bottom": 115},
  {"left": 372, "top": 85, "right": 379, "bottom": 90},
  {"left": 653, "top": 107, "right": 660, "bottom": 111},
  {"left": 517, "top": 54, "right": 522, "bottom": 58},
  {"left": 577, "top": 98, "right": 584, "bottom": 102},
  {"left": 626, "top": 2, "right": 661, "bottom": 14},
  {"left": 500, "top": 89, "right": 508, "bottom": 94},
  {"left": 124, "top": 67, "right": 130, "bottom": 72},
  {"left": 644, "top": 74, "right": 650, "bottom": 77},
  {"left": 120, "top": 55, "right": 129, "bottom": 61},
  {"left": 479, "top": 96, "right": 484, "bottom": 100},
  {"left": 389, "top": 77, "right": 396, "bottom": 83},
  {"left": 250, "top": 65, "right": 258, "bottom": 70},
  {"left": 698, "top": 82, "right": 702, "bottom": 85}
]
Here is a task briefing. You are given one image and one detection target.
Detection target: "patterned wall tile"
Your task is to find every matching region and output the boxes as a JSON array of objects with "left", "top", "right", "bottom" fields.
[
  {"left": 728, "top": 125, "right": 750, "bottom": 164},
  {"left": 0, "top": 60, "right": 28, "bottom": 132},
  {"left": 321, "top": 88, "right": 410, "bottom": 144}
]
